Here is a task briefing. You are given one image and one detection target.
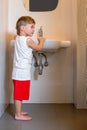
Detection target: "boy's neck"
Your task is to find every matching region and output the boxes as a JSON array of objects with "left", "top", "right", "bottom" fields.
[{"left": 20, "top": 31, "right": 26, "bottom": 36}]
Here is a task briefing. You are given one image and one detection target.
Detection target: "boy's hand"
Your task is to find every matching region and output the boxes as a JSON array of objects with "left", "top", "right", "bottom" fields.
[{"left": 37, "top": 37, "right": 45, "bottom": 43}]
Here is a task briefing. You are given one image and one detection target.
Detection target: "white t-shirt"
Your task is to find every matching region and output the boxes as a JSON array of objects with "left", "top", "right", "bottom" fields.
[{"left": 12, "top": 36, "right": 33, "bottom": 80}]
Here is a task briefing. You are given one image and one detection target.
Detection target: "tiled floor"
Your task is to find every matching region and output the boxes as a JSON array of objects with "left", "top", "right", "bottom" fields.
[{"left": 0, "top": 104, "right": 87, "bottom": 130}]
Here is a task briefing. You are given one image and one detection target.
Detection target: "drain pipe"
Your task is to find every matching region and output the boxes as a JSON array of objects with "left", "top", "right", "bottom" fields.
[
  {"left": 38, "top": 53, "right": 43, "bottom": 75},
  {"left": 33, "top": 52, "right": 38, "bottom": 67},
  {"left": 39, "top": 53, "right": 48, "bottom": 66},
  {"left": 33, "top": 51, "right": 48, "bottom": 75}
]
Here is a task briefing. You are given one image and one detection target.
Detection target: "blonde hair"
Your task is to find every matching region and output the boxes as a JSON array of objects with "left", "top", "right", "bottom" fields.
[{"left": 16, "top": 16, "right": 35, "bottom": 35}]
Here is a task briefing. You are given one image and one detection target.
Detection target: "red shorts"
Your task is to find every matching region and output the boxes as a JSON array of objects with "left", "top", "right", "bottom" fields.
[{"left": 13, "top": 80, "right": 30, "bottom": 100}]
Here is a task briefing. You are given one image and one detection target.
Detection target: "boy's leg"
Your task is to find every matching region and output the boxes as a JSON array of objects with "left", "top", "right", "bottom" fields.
[
  {"left": 14, "top": 100, "right": 28, "bottom": 115},
  {"left": 13, "top": 80, "right": 32, "bottom": 121},
  {"left": 14, "top": 100, "right": 32, "bottom": 121},
  {"left": 14, "top": 100, "right": 22, "bottom": 117}
]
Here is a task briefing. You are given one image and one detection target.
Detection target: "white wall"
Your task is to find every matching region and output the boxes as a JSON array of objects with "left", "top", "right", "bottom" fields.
[
  {"left": 8, "top": 0, "right": 74, "bottom": 103},
  {"left": 0, "top": 0, "right": 10, "bottom": 117}
]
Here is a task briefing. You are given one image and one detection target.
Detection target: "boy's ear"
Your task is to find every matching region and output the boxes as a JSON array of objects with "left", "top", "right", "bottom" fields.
[
  {"left": 29, "top": 0, "right": 59, "bottom": 11},
  {"left": 20, "top": 26, "right": 25, "bottom": 31}
]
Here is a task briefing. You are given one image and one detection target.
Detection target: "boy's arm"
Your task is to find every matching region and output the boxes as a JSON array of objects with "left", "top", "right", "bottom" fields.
[{"left": 27, "top": 37, "right": 45, "bottom": 51}]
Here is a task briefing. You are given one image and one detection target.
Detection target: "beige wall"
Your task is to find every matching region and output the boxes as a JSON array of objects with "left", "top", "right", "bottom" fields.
[
  {"left": 74, "top": 0, "right": 87, "bottom": 108},
  {"left": 0, "top": 0, "right": 10, "bottom": 117},
  {"left": 8, "top": 0, "right": 74, "bottom": 103},
  {"left": 0, "top": 0, "right": 86, "bottom": 110},
  {"left": 8, "top": 0, "right": 73, "bottom": 40}
]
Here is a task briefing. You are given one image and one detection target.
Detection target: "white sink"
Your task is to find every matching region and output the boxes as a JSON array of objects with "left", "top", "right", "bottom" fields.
[
  {"left": 43, "top": 40, "right": 61, "bottom": 52},
  {"left": 10, "top": 39, "right": 71, "bottom": 53},
  {"left": 42, "top": 40, "right": 71, "bottom": 52},
  {"left": 60, "top": 40, "right": 71, "bottom": 47}
]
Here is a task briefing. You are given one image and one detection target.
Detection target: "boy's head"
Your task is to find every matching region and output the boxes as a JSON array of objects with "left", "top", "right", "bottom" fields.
[{"left": 16, "top": 16, "right": 35, "bottom": 35}]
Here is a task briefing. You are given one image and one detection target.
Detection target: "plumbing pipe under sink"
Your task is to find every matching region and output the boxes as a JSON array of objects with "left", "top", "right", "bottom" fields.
[{"left": 33, "top": 51, "right": 48, "bottom": 75}]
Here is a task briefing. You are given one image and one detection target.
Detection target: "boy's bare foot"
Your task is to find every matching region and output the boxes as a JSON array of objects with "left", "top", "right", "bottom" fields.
[
  {"left": 15, "top": 114, "right": 32, "bottom": 121},
  {"left": 21, "top": 112, "right": 29, "bottom": 115}
]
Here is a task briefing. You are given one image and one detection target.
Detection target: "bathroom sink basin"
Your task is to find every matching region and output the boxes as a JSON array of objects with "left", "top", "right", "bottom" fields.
[
  {"left": 43, "top": 40, "right": 61, "bottom": 52},
  {"left": 10, "top": 39, "right": 71, "bottom": 53},
  {"left": 42, "top": 40, "right": 71, "bottom": 52},
  {"left": 60, "top": 40, "right": 71, "bottom": 47}
]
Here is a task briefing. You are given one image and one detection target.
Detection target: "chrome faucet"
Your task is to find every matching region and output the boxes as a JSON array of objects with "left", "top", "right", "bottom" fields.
[{"left": 38, "top": 26, "right": 43, "bottom": 37}]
